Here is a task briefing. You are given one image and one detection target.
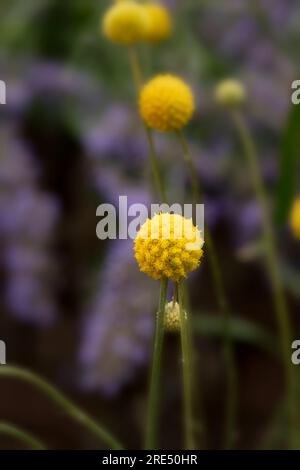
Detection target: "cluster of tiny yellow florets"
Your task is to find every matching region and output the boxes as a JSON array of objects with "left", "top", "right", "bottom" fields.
[
  {"left": 164, "top": 301, "right": 181, "bottom": 332},
  {"left": 144, "top": 4, "right": 172, "bottom": 42},
  {"left": 215, "top": 79, "right": 246, "bottom": 108},
  {"left": 102, "top": 1, "right": 150, "bottom": 45},
  {"left": 290, "top": 197, "right": 300, "bottom": 240},
  {"left": 139, "top": 74, "right": 195, "bottom": 132},
  {"left": 102, "top": 1, "right": 172, "bottom": 45},
  {"left": 134, "top": 213, "right": 203, "bottom": 281}
]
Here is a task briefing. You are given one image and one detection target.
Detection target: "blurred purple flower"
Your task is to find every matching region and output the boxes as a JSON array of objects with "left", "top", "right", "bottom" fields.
[
  {"left": 4, "top": 244, "right": 56, "bottom": 275},
  {"left": 260, "top": 0, "right": 295, "bottom": 29},
  {"left": 4, "top": 189, "right": 60, "bottom": 243},
  {"left": 221, "top": 18, "right": 258, "bottom": 59},
  {"left": 5, "top": 274, "right": 58, "bottom": 326},
  {"left": 246, "top": 73, "right": 290, "bottom": 128},
  {"left": 0, "top": 132, "right": 61, "bottom": 326},
  {"left": 0, "top": 136, "right": 38, "bottom": 187},
  {"left": 79, "top": 238, "right": 156, "bottom": 396},
  {"left": 229, "top": 199, "right": 263, "bottom": 249},
  {"left": 4, "top": 62, "right": 101, "bottom": 120},
  {"left": 83, "top": 105, "right": 147, "bottom": 174}
]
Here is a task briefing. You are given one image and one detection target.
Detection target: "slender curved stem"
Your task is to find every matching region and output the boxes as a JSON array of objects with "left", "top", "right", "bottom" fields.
[
  {"left": 178, "top": 280, "right": 195, "bottom": 450},
  {"left": 232, "top": 110, "right": 297, "bottom": 449},
  {"left": 177, "top": 130, "right": 237, "bottom": 449},
  {"left": 0, "top": 365, "right": 123, "bottom": 450},
  {"left": 145, "top": 126, "right": 168, "bottom": 203},
  {"left": 145, "top": 278, "right": 168, "bottom": 449},
  {"left": 0, "top": 421, "right": 46, "bottom": 450},
  {"left": 128, "top": 46, "right": 144, "bottom": 92},
  {"left": 176, "top": 131, "right": 202, "bottom": 203},
  {"left": 128, "top": 46, "right": 168, "bottom": 203}
]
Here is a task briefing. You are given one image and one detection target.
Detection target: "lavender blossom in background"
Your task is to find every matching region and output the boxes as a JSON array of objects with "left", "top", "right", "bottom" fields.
[
  {"left": 260, "top": 0, "right": 295, "bottom": 30},
  {"left": 195, "top": 0, "right": 295, "bottom": 130},
  {"left": 0, "top": 131, "right": 61, "bottom": 326},
  {"left": 79, "top": 238, "right": 156, "bottom": 396},
  {"left": 4, "top": 61, "right": 102, "bottom": 124},
  {"left": 83, "top": 104, "right": 148, "bottom": 176},
  {"left": 228, "top": 199, "right": 263, "bottom": 253}
]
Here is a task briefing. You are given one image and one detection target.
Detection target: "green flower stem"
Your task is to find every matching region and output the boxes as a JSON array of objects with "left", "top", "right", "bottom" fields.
[
  {"left": 128, "top": 46, "right": 168, "bottom": 203},
  {"left": 232, "top": 110, "right": 297, "bottom": 449},
  {"left": 145, "top": 278, "right": 168, "bottom": 449},
  {"left": 0, "top": 421, "right": 46, "bottom": 450},
  {"left": 178, "top": 280, "right": 195, "bottom": 450},
  {"left": 128, "top": 46, "right": 144, "bottom": 92},
  {"left": 0, "top": 365, "right": 123, "bottom": 450},
  {"left": 145, "top": 126, "right": 168, "bottom": 203},
  {"left": 176, "top": 131, "right": 201, "bottom": 204},
  {"left": 177, "top": 130, "right": 237, "bottom": 449}
]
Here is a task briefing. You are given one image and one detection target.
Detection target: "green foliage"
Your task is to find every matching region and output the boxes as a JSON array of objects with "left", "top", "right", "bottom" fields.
[{"left": 192, "top": 313, "right": 277, "bottom": 356}]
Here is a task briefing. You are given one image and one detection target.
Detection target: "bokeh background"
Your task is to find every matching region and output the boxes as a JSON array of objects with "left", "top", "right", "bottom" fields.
[{"left": 0, "top": 0, "right": 300, "bottom": 450}]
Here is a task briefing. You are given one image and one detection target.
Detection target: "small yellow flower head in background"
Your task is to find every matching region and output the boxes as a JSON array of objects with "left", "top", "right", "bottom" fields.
[
  {"left": 139, "top": 74, "right": 195, "bottom": 132},
  {"left": 215, "top": 79, "right": 246, "bottom": 108},
  {"left": 289, "top": 197, "right": 300, "bottom": 240},
  {"left": 134, "top": 213, "right": 204, "bottom": 281},
  {"left": 102, "top": 1, "right": 149, "bottom": 45},
  {"left": 144, "top": 3, "right": 172, "bottom": 43},
  {"left": 164, "top": 301, "right": 181, "bottom": 332}
]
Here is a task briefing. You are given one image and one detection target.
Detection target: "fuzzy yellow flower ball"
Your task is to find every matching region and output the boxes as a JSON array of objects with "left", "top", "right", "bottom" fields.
[
  {"left": 290, "top": 197, "right": 300, "bottom": 240},
  {"left": 134, "top": 213, "right": 204, "bottom": 281},
  {"left": 139, "top": 74, "right": 195, "bottom": 132},
  {"left": 215, "top": 79, "right": 246, "bottom": 108},
  {"left": 144, "top": 3, "right": 172, "bottom": 43},
  {"left": 164, "top": 301, "right": 181, "bottom": 332},
  {"left": 102, "top": 1, "right": 149, "bottom": 45}
]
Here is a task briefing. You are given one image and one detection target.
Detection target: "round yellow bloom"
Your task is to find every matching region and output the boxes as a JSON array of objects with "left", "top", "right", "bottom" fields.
[
  {"left": 164, "top": 301, "right": 181, "bottom": 332},
  {"left": 139, "top": 74, "right": 195, "bottom": 132},
  {"left": 144, "top": 3, "right": 172, "bottom": 43},
  {"left": 134, "top": 213, "right": 204, "bottom": 281},
  {"left": 102, "top": 1, "right": 149, "bottom": 45},
  {"left": 215, "top": 79, "right": 246, "bottom": 108},
  {"left": 290, "top": 197, "right": 300, "bottom": 240}
]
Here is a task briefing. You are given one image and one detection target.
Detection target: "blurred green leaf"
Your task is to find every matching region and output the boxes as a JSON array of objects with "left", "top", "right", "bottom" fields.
[
  {"left": 275, "top": 104, "right": 300, "bottom": 226},
  {"left": 235, "top": 238, "right": 266, "bottom": 262},
  {"left": 192, "top": 314, "right": 277, "bottom": 356}
]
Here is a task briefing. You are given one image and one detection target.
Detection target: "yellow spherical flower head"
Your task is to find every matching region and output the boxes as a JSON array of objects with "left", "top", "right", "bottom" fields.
[
  {"left": 134, "top": 213, "right": 204, "bottom": 281},
  {"left": 164, "top": 301, "right": 181, "bottom": 332},
  {"left": 144, "top": 3, "right": 172, "bottom": 43},
  {"left": 102, "top": 1, "right": 149, "bottom": 45},
  {"left": 139, "top": 74, "right": 195, "bottom": 132},
  {"left": 290, "top": 197, "right": 300, "bottom": 240},
  {"left": 215, "top": 79, "right": 246, "bottom": 108}
]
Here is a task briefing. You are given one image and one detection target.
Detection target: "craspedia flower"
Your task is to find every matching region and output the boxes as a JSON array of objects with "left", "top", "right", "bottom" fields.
[
  {"left": 102, "top": 1, "right": 149, "bottom": 45},
  {"left": 164, "top": 301, "right": 181, "bottom": 332},
  {"left": 144, "top": 3, "right": 172, "bottom": 43},
  {"left": 289, "top": 197, "right": 300, "bottom": 240},
  {"left": 134, "top": 213, "right": 204, "bottom": 281},
  {"left": 139, "top": 74, "right": 195, "bottom": 132},
  {"left": 215, "top": 79, "right": 246, "bottom": 108}
]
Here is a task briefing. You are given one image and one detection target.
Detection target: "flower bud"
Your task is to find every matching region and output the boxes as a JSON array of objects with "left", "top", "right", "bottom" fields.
[{"left": 164, "top": 301, "right": 181, "bottom": 332}]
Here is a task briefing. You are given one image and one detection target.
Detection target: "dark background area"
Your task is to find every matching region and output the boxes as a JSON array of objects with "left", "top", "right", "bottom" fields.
[{"left": 0, "top": 0, "right": 300, "bottom": 449}]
